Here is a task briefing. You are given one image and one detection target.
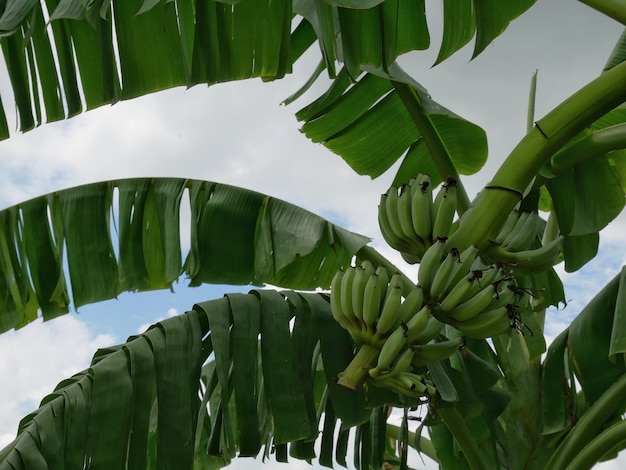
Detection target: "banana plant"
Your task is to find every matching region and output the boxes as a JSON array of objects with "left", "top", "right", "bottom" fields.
[{"left": 0, "top": 1, "right": 626, "bottom": 469}]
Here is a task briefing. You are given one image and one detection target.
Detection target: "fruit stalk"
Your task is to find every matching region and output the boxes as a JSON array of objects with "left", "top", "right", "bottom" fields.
[
  {"left": 447, "top": 58, "right": 626, "bottom": 252},
  {"left": 336, "top": 343, "right": 381, "bottom": 391}
]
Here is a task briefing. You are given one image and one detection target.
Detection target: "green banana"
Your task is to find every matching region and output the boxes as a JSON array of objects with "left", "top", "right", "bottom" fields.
[
  {"left": 379, "top": 191, "right": 426, "bottom": 262},
  {"left": 376, "top": 265, "right": 390, "bottom": 300},
  {"left": 474, "top": 264, "right": 505, "bottom": 291},
  {"left": 376, "top": 327, "right": 407, "bottom": 370},
  {"left": 397, "top": 286, "right": 425, "bottom": 324},
  {"left": 485, "top": 284, "right": 516, "bottom": 311},
  {"left": 351, "top": 266, "right": 369, "bottom": 321},
  {"left": 440, "top": 275, "right": 474, "bottom": 313},
  {"left": 387, "top": 272, "right": 404, "bottom": 293},
  {"left": 448, "top": 244, "right": 480, "bottom": 288},
  {"left": 378, "top": 346, "right": 415, "bottom": 378},
  {"left": 495, "top": 210, "right": 520, "bottom": 244},
  {"left": 432, "top": 182, "right": 457, "bottom": 239},
  {"left": 385, "top": 187, "right": 405, "bottom": 241},
  {"left": 330, "top": 269, "right": 347, "bottom": 325},
  {"left": 418, "top": 238, "right": 446, "bottom": 293},
  {"left": 448, "top": 283, "right": 497, "bottom": 322},
  {"left": 488, "top": 236, "right": 564, "bottom": 273},
  {"left": 410, "top": 315, "right": 444, "bottom": 345},
  {"left": 411, "top": 336, "right": 466, "bottom": 366},
  {"left": 361, "top": 260, "right": 375, "bottom": 276},
  {"left": 376, "top": 284, "right": 402, "bottom": 333},
  {"left": 430, "top": 248, "right": 460, "bottom": 300},
  {"left": 411, "top": 174, "right": 433, "bottom": 242},
  {"left": 340, "top": 267, "right": 356, "bottom": 325},
  {"left": 391, "top": 372, "right": 429, "bottom": 396},
  {"left": 401, "top": 252, "right": 422, "bottom": 265},
  {"left": 362, "top": 273, "right": 382, "bottom": 328},
  {"left": 450, "top": 306, "right": 512, "bottom": 339},
  {"left": 501, "top": 211, "right": 529, "bottom": 247},
  {"left": 379, "top": 193, "right": 410, "bottom": 252},
  {"left": 503, "top": 211, "right": 539, "bottom": 251},
  {"left": 398, "top": 184, "right": 418, "bottom": 240},
  {"left": 404, "top": 304, "right": 432, "bottom": 343}
]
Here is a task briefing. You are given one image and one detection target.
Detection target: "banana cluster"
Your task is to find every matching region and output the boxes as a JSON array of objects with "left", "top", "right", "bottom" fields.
[
  {"left": 485, "top": 210, "right": 564, "bottom": 274},
  {"left": 330, "top": 261, "right": 426, "bottom": 343},
  {"left": 416, "top": 240, "right": 530, "bottom": 339},
  {"left": 378, "top": 175, "right": 458, "bottom": 264},
  {"left": 369, "top": 327, "right": 465, "bottom": 380},
  {"left": 370, "top": 368, "right": 437, "bottom": 399},
  {"left": 331, "top": 259, "right": 463, "bottom": 398}
]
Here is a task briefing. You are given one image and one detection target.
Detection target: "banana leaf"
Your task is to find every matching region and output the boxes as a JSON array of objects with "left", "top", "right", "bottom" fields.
[
  {"left": 538, "top": 266, "right": 626, "bottom": 469},
  {"left": 0, "top": 178, "right": 370, "bottom": 333},
  {"left": 541, "top": 34, "right": 626, "bottom": 271},
  {"left": 0, "top": 0, "right": 538, "bottom": 141},
  {"left": 296, "top": 63, "right": 488, "bottom": 186},
  {"left": 0, "top": 291, "right": 400, "bottom": 469}
]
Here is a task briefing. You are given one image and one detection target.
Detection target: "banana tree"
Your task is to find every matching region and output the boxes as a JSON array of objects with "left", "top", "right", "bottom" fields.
[{"left": 0, "top": 1, "right": 625, "bottom": 469}]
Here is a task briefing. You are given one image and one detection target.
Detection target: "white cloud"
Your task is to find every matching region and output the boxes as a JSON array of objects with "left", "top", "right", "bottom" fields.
[
  {"left": 0, "top": 315, "right": 114, "bottom": 448},
  {"left": 136, "top": 307, "right": 180, "bottom": 334},
  {"left": 0, "top": 0, "right": 624, "bottom": 468}
]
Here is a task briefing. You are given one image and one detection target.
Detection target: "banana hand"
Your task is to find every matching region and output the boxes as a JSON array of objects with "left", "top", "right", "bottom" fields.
[
  {"left": 430, "top": 248, "right": 460, "bottom": 300},
  {"left": 418, "top": 238, "right": 446, "bottom": 293},
  {"left": 488, "top": 236, "right": 564, "bottom": 274},
  {"left": 448, "top": 283, "right": 497, "bottom": 322},
  {"left": 375, "top": 283, "right": 402, "bottom": 333},
  {"left": 411, "top": 174, "right": 434, "bottom": 243},
  {"left": 376, "top": 327, "right": 407, "bottom": 370},
  {"left": 432, "top": 178, "right": 458, "bottom": 240},
  {"left": 503, "top": 211, "right": 539, "bottom": 252},
  {"left": 411, "top": 336, "right": 466, "bottom": 366},
  {"left": 449, "top": 306, "right": 512, "bottom": 339}
]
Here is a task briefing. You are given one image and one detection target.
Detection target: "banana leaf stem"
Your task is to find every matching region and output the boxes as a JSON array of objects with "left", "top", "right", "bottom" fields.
[
  {"left": 550, "top": 123, "right": 626, "bottom": 174},
  {"left": 578, "top": 0, "right": 626, "bottom": 25},
  {"left": 336, "top": 342, "right": 379, "bottom": 391},
  {"left": 437, "top": 407, "right": 490, "bottom": 469},
  {"left": 447, "top": 59, "right": 626, "bottom": 251},
  {"left": 392, "top": 81, "right": 471, "bottom": 215},
  {"left": 385, "top": 422, "right": 439, "bottom": 463},
  {"left": 566, "top": 419, "right": 626, "bottom": 470},
  {"left": 545, "top": 373, "right": 626, "bottom": 469}
]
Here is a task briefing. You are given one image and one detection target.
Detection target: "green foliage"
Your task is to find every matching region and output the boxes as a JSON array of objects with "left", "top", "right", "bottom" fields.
[{"left": 0, "top": 1, "right": 625, "bottom": 470}]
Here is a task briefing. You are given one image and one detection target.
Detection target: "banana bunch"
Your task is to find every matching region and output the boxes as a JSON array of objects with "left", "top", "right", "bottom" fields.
[
  {"left": 366, "top": 304, "right": 450, "bottom": 378},
  {"left": 370, "top": 368, "right": 437, "bottom": 399},
  {"left": 485, "top": 210, "right": 564, "bottom": 274},
  {"left": 368, "top": 336, "right": 463, "bottom": 397},
  {"left": 330, "top": 261, "right": 426, "bottom": 344},
  {"left": 378, "top": 175, "right": 458, "bottom": 264},
  {"left": 495, "top": 210, "right": 540, "bottom": 251},
  {"left": 414, "top": 238, "right": 532, "bottom": 339}
]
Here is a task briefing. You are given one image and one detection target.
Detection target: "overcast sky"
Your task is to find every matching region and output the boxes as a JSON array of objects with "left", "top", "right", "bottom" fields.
[{"left": 0, "top": 1, "right": 625, "bottom": 469}]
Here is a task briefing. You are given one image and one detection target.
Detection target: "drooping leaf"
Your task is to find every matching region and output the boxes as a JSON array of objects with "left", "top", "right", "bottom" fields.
[
  {"left": 0, "top": 291, "right": 380, "bottom": 468},
  {"left": 541, "top": 330, "right": 572, "bottom": 434},
  {"left": 552, "top": 267, "right": 626, "bottom": 404},
  {"left": 296, "top": 64, "right": 487, "bottom": 182},
  {"left": 0, "top": 0, "right": 539, "bottom": 142},
  {"left": 548, "top": 154, "right": 625, "bottom": 237},
  {"left": 563, "top": 232, "right": 600, "bottom": 273},
  {"left": 0, "top": 178, "right": 370, "bottom": 333},
  {"left": 4, "top": 306, "right": 205, "bottom": 469},
  {"left": 604, "top": 28, "right": 626, "bottom": 73},
  {"left": 434, "top": 0, "right": 475, "bottom": 65}
]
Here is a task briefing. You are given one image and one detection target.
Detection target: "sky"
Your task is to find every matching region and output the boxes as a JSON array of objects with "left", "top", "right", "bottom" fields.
[{"left": 0, "top": 0, "right": 625, "bottom": 468}]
